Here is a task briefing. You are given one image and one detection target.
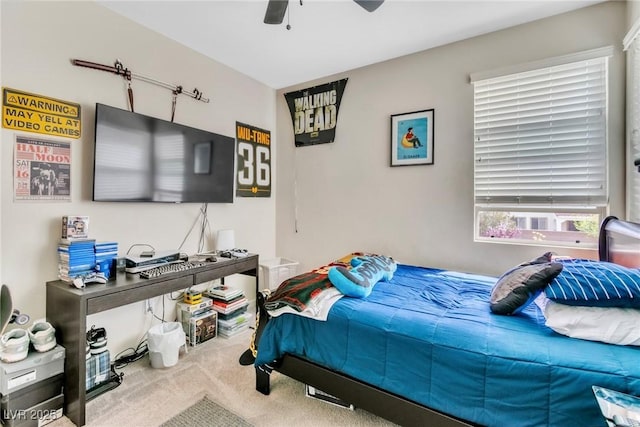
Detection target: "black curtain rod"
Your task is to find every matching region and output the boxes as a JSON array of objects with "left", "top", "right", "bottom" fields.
[{"left": 71, "top": 58, "right": 210, "bottom": 103}]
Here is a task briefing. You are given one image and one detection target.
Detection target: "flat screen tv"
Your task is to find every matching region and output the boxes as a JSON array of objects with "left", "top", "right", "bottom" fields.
[{"left": 93, "top": 103, "right": 235, "bottom": 203}]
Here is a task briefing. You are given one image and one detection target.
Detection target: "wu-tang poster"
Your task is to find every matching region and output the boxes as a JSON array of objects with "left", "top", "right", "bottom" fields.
[{"left": 284, "top": 78, "right": 348, "bottom": 147}]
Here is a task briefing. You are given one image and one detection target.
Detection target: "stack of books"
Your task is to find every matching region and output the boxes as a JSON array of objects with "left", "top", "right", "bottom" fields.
[
  {"left": 94, "top": 241, "right": 118, "bottom": 279},
  {"left": 206, "top": 285, "right": 250, "bottom": 338},
  {"left": 58, "top": 239, "right": 96, "bottom": 283}
]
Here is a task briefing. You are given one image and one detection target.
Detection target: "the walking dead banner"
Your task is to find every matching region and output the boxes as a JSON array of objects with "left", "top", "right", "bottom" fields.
[{"left": 284, "top": 78, "right": 348, "bottom": 147}]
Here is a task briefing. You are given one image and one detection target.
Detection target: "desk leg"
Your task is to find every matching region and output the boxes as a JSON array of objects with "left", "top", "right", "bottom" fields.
[
  {"left": 47, "top": 287, "right": 87, "bottom": 427},
  {"left": 239, "top": 267, "right": 259, "bottom": 366}
]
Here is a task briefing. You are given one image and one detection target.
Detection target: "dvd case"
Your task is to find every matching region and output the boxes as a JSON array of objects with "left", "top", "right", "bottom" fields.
[{"left": 61, "top": 215, "right": 90, "bottom": 240}]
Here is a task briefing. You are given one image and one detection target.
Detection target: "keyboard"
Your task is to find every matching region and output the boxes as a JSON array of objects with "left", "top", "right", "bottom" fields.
[
  {"left": 139, "top": 261, "right": 209, "bottom": 279},
  {"left": 613, "top": 415, "right": 640, "bottom": 427}
]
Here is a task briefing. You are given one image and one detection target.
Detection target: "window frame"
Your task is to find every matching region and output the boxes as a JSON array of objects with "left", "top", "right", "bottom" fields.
[{"left": 471, "top": 47, "right": 612, "bottom": 248}]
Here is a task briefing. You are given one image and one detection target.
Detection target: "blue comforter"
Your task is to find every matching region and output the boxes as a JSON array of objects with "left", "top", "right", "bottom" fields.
[{"left": 256, "top": 264, "right": 640, "bottom": 426}]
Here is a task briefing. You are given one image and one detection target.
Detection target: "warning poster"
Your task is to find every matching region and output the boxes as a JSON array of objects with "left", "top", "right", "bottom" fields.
[
  {"left": 14, "top": 135, "right": 71, "bottom": 201},
  {"left": 284, "top": 78, "right": 348, "bottom": 147},
  {"left": 2, "top": 87, "right": 81, "bottom": 139}
]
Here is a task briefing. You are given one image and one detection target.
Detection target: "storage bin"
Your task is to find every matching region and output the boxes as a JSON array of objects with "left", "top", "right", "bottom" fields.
[
  {"left": 259, "top": 258, "right": 299, "bottom": 290},
  {"left": 85, "top": 350, "right": 110, "bottom": 390}
]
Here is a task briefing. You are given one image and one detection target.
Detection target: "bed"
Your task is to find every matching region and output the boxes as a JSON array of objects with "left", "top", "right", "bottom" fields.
[{"left": 253, "top": 216, "right": 640, "bottom": 427}]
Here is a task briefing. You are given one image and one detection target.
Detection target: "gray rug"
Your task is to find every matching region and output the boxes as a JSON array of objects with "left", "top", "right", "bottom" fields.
[{"left": 161, "top": 396, "right": 253, "bottom": 427}]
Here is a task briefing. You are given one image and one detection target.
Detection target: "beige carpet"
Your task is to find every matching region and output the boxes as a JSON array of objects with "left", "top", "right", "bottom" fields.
[
  {"left": 160, "top": 396, "right": 252, "bottom": 426},
  {"left": 48, "top": 329, "right": 397, "bottom": 427}
]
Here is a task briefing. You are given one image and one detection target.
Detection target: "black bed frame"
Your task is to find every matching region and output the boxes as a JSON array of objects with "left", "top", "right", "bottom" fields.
[{"left": 254, "top": 215, "right": 636, "bottom": 427}]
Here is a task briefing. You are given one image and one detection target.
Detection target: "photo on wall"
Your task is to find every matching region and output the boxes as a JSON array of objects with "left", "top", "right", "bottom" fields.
[{"left": 390, "top": 109, "right": 434, "bottom": 166}]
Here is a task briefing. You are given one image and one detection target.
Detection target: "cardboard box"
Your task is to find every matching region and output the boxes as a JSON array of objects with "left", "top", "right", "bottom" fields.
[
  {"left": 61, "top": 215, "right": 90, "bottom": 240},
  {"left": 0, "top": 374, "right": 63, "bottom": 427},
  {"left": 188, "top": 310, "right": 217, "bottom": 346},
  {"left": 0, "top": 346, "right": 65, "bottom": 396},
  {"left": 176, "top": 297, "right": 213, "bottom": 322}
]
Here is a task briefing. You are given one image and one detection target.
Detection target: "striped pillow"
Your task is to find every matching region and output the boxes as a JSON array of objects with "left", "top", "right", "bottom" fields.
[{"left": 545, "top": 259, "right": 640, "bottom": 308}]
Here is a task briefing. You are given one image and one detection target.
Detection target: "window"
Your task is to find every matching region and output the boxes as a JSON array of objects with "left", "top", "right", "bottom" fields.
[
  {"left": 530, "top": 217, "right": 548, "bottom": 230},
  {"left": 626, "top": 29, "right": 640, "bottom": 222},
  {"left": 472, "top": 49, "right": 610, "bottom": 247}
]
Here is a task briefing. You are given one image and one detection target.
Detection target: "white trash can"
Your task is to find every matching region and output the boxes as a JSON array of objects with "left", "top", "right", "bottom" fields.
[{"left": 147, "top": 322, "right": 185, "bottom": 368}]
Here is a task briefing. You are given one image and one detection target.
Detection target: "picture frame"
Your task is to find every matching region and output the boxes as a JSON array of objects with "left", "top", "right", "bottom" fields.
[{"left": 390, "top": 109, "right": 434, "bottom": 166}]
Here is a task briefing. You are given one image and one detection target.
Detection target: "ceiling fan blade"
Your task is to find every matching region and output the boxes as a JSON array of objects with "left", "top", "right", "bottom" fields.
[
  {"left": 264, "top": 0, "right": 289, "bottom": 24},
  {"left": 354, "top": 0, "right": 384, "bottom": 12}
]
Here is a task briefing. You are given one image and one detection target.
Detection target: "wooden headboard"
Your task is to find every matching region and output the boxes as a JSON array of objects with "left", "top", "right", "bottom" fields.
[{"left": 598, "top": 216, "right": 640, "bottom": 268}]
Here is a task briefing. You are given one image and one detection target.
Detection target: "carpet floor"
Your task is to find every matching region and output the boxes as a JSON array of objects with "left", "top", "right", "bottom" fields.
[
  {"left": 160, "top": 396, "right": 252, "bottom": 427},
  {"left": 47, "top": 328, "right": 397, "bottom": 427}
]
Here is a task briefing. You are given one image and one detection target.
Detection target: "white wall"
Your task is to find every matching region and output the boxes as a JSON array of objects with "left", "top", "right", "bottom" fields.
[
  {"left": 275, "top": 1, "right": 627, "bottom": 276},
  {"left": 0, "top": 2, "right": 276, "bottom": 354},
  {"left": 629, "top": 0, "right": 640, "bottom": 28}
]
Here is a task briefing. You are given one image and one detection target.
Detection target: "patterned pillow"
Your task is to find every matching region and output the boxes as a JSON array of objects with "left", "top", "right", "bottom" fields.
[
  {"left": 545, "top": 259, "right": 640, "bottom": 308},
  {"left": 490, "top": 253, "right": 563, "bottom": 315},
  {"left": 328, "top": 255, "right": 397, "bottom": 298}
]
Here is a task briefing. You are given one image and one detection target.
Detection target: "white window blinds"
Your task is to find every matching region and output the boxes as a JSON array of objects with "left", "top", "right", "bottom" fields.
[{"left": 473, "top": 56, "right": 608, "bottom": 208}]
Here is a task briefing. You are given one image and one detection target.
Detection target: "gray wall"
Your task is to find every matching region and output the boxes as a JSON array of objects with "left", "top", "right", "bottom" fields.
[
  {"left": 0, "top": 1, "right": 277, "bottom": 353},
  {"left": 275, "top": 1, "right": 627, "bottom": 276},
  {"left": 0, "top": 0, "right": 629, "bottom": 356}
]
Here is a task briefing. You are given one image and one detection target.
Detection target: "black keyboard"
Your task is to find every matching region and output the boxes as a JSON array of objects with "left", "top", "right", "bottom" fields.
[{"left": 139, "top": 261, "right": 209, "bottom": 279}]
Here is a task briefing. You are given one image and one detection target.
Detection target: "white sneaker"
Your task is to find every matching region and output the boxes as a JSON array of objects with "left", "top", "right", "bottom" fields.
[
  {"left": 0, "top": 329, "right": 29, "bottom": 362},
  {"left": 28, "top": 321, "right": 56, "bottom": 353}
]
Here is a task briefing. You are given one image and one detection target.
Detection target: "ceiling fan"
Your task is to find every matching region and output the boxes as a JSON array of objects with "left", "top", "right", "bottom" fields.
[{"left": 264, "top": 0, "right": 385, "bottom": 25}]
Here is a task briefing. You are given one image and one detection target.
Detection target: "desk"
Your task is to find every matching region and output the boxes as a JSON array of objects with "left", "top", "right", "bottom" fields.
[{"left": 45, "top": 254, "right": 258, "bottom": 427}]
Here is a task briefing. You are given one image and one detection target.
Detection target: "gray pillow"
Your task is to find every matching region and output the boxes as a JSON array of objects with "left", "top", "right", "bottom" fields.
[{"left": 490, "top": 253, "right": 563, "bottom": 315}]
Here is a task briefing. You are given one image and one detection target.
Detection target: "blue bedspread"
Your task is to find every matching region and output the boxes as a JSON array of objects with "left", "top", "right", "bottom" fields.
[{"left": 256, "top": 264, "right": 640, "bottom": 426}]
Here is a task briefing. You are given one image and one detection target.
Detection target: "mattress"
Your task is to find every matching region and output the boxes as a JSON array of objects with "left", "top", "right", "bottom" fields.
[{"left": 255, "top": 264, "right": 640, "bottom": 426}]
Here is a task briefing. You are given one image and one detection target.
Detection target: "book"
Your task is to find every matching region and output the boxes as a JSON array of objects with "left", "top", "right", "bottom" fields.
[
  {"left": 212, "top": 296, "right": 248, "bottom": 310},
  {"left": 217, "top": 306, "right": 248, "bottom": 321},
  {"left": 59, "top": 239, "right": 96, "bottom": 248},
  {"left": 218, "top": 323, "right": 249, "bottom": 338},
  {"left": 61, "top": 216, "right": 90, "bottom": 240},
  {"left": 211, "top": 294, "right": 246, "bottom": 306},
  {"left": 217, "top": 313, "right": 252, "bottom": 328},
  {"left": 211, "top": 299, "right": 249, "bottom": 315},
  {"left": 206, "top": 285, "right": 243, "bottom": 301}
]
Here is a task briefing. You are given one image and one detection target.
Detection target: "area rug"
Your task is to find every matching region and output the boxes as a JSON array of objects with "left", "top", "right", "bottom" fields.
[{"left": 161, "top": 396, "right": 253, "bottom": 427}]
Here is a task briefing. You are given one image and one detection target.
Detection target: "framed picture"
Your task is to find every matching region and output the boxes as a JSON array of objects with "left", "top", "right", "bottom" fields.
[{"left": 390, "top": 109, "right": 434, "bottom": 166}]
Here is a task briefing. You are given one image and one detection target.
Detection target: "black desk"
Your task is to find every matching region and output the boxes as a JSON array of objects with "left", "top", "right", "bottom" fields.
[{"left": 45, "top": 254, "right": 259, "bottom": 427}]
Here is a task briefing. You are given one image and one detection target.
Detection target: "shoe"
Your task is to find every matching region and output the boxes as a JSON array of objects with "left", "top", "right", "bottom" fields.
[
  {"left": 0, "top": 329, "right": 29, "bottom": 362},
  {"left": 87, "top": 326, "right": 108, "bottom": 355},
  {"left": 28, "top": 321, "right": 56, "bottom": 352}
]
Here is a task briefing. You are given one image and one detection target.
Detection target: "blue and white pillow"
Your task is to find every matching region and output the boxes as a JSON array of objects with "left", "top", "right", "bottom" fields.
[{"left": 545, "top": 259, "right": 640, "bottom": 308}]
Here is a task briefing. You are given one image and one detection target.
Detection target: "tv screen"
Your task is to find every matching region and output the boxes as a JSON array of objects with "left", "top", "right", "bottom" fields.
[{"left": 93, "top": 103, "right": 235, "bottom": 203}]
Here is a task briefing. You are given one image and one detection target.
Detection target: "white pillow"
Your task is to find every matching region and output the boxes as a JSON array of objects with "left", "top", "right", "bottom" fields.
[{"left": 534, "top": 294, "right": 640, "bottom": 346}]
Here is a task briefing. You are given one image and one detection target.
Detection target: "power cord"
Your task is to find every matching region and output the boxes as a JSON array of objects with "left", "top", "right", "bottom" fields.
[
  {"left": 126, "top": 243, "right": 156, "bottom": 256},
  {"left": 113, "top": 339, "right": 149, "bottom": 369},
  {"left": 177, "top": 203, "right": 213, "bottom": 253}
]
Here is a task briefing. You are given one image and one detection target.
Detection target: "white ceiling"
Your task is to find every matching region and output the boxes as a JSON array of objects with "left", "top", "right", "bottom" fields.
[{"left": 97, "top": 0, "right": 606, "bottom": 89}]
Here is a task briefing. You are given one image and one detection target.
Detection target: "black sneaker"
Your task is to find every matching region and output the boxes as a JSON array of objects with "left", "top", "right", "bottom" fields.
[{"left": 86, "top": 326, "right": 108, "bottom": 355}]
